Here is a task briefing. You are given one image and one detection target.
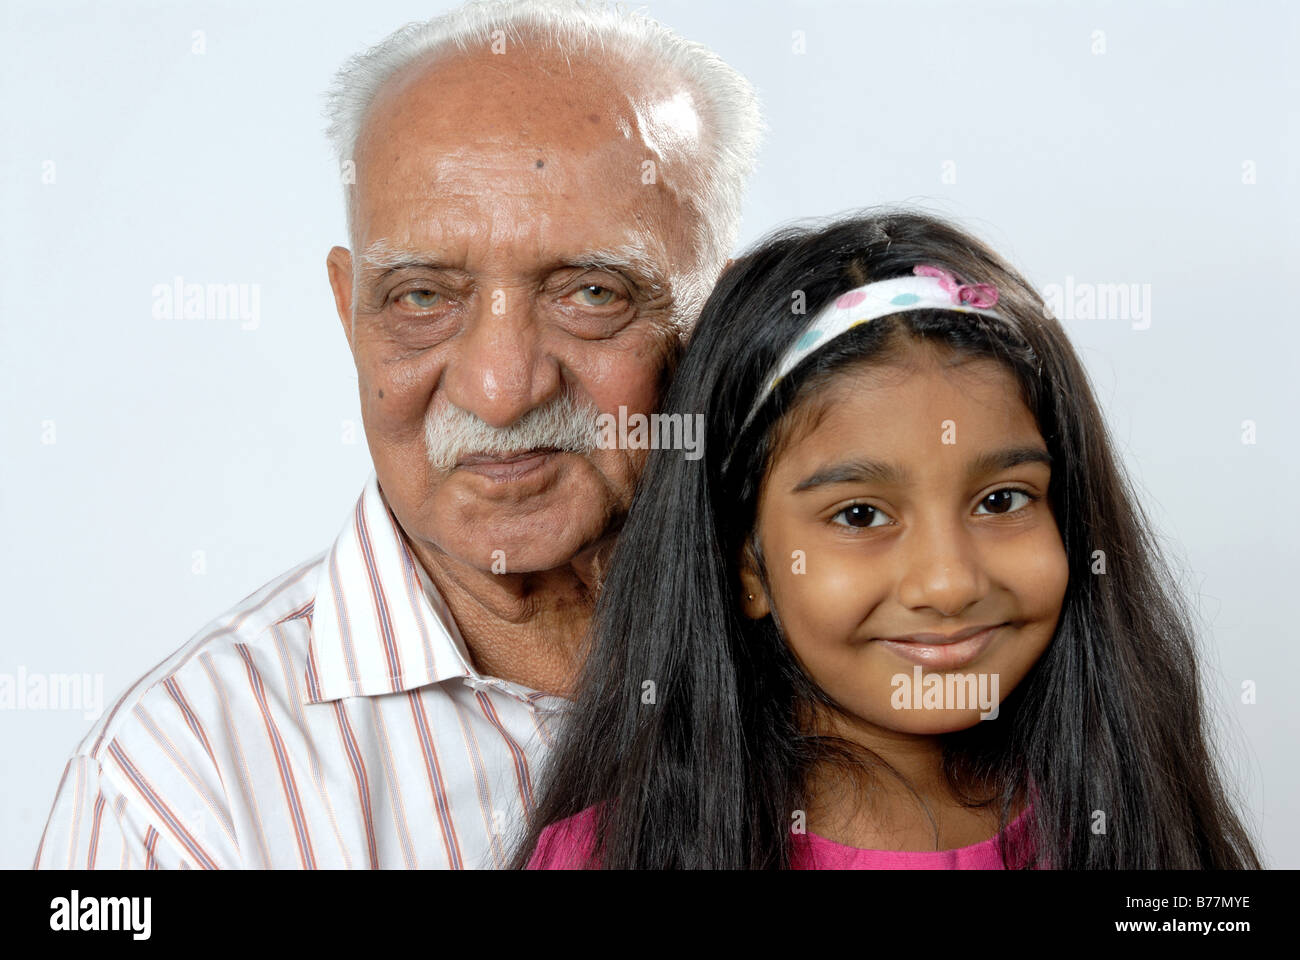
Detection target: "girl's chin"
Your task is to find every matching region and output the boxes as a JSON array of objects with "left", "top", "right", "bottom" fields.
[
  {"left": 888, "top": 712, "right": 997, "bottom": 735},
  {"left": 847, "top": 705, "right": 1002, "bottom": 737}
]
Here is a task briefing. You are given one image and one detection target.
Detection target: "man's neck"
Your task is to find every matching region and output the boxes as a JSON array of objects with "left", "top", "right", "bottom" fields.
[{"left": 406, "top": 537, "right": 608, "bottom": 698}]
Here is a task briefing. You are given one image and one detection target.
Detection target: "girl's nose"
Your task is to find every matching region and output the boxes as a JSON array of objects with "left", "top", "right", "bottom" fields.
[{"left": 895, "top": 521, "right": 988, "bottom": 618}]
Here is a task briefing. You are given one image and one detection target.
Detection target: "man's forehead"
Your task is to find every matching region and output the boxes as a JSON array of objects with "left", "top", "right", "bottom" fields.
[
  {"left": 350, "top": 45, "right": 700, "bottom": 273},
  {"left": 354, "top": 42, "right": 700, "bottom": 196},
  {"left": 351, "top": 131, "right": 688, "bottom": 266},
  {"left": 361, "top": 133, "right": 657, "bottom": 198},
  {"left": 359, "top": 42, "right": 675, "bottom": 156}
]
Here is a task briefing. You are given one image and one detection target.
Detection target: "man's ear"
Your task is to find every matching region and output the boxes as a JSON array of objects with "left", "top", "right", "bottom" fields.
[
  {"left": 326, "top": 246, "right": 356, "bottom": 348},
  {"left": 724, "top": 256, "right": 736, "bottom": 272},
  {"left": 737, "top": 540, "right": 771, "bottom": 620}
]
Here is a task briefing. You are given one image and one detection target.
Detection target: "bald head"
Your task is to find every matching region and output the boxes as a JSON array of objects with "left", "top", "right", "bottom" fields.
[{"left": 349, "top": 43, "right": 706, "bottom": 307}]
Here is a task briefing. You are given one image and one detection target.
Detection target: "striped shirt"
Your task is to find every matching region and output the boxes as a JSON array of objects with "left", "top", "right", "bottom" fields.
[{"left": 33, "top": 470, "right": 568, "bottom": 869}]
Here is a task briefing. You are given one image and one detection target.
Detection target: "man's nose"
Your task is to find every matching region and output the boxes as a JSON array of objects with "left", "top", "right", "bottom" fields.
[
  {"left": 441, "top": 291, "right": 561, "bottom": 428},
  {"left": 895, "top": 517, "right": 988, "bottom": 618}
]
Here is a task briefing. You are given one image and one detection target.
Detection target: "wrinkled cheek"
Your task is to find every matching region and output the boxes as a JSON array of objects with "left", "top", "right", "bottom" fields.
[
  {"left": 593, "top": 371, "right": 662, "bottom": 419},
  {"left": 562, "top": 333, "right": 674, "bottom": 415},
  {"left": 619, "top": 444, "right": 650, "bottom": 485},
  {"left": 358, "top": 349, "right": 443, "bottom": 437}
]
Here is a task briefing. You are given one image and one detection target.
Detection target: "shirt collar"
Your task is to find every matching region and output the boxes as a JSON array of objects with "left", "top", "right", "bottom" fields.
[{"left": 301, "top": 470, "right": 482, "bottom": 704}]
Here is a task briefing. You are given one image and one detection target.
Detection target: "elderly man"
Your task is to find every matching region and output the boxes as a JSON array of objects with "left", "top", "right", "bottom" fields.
[{"left": 33, "top": 0, "right": 761, "bottom": 869}]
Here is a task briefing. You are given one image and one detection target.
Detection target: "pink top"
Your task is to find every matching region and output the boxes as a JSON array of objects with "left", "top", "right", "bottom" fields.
[{"left": 528, "top": 804, "right": 1036, "bottom": 869}]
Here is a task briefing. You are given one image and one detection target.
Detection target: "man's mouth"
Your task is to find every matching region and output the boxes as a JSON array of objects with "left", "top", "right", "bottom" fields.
[{"left": 455, "top": 447, "right": 561, "bottom": 481}]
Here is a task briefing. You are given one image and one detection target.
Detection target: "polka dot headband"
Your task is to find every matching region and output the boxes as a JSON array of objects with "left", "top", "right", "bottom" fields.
[{"left": 724, "top": 265, "right": 1004, "bottom": 470}]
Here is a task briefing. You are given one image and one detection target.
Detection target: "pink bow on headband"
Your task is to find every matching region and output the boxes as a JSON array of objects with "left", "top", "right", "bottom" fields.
[{"left": 914, "top": 264, "right": 999, "bottom": 309}]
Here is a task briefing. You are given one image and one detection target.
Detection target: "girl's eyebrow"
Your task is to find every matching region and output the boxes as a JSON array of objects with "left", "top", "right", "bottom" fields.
[
  {"left": 791, "top": 445, "right": 1052, "bottom": 493},
  {"left": 966, "top": 445, "right": 1053, "bottom": 478},
  {"left": 792, "top": 458, "right": 904, "bottom": 492}
]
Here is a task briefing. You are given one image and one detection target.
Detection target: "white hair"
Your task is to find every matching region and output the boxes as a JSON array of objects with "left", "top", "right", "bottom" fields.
[{"left": 324, "top": 0, "right": 765, "bottom": 324}]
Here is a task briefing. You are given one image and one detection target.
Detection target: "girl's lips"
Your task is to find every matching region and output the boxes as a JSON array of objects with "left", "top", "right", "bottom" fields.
[{"left": 875, "top": 623, "right": 1004, "bottom": 670}]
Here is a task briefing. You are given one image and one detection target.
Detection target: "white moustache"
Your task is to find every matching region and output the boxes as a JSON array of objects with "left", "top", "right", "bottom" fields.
[{"left": 424, "top": 390, "right": 605, "bottom": 472}]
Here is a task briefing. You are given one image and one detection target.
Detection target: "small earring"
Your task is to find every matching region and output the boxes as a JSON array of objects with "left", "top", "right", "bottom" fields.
[{"left": 747, "top": 594, "right": 754, "bottom": 601}]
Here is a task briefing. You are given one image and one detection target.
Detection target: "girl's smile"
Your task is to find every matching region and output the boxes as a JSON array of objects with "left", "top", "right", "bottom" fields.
[
  {"left": 740, "top": 338, "right": 1070, "bottom": 739},
  {"left": 872, "top": 621, "right": 1005, "bottom": 669}
]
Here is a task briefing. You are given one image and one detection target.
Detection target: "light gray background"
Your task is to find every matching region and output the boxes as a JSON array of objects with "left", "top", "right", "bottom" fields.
[{"left": 2, "top": 0, "right": 1296, "bottom": 869}]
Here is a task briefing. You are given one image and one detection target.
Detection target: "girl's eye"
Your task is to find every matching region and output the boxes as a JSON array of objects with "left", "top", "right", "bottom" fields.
[
  {"left": 975, "top": 489, "right": 1034, "bottom": 515},
  {"left": 831, "top": 503, "right": 891, "bottom": 529},
  {"left": 398, "top": 289, "right": 442, "bottom": 309},
  {"left": 571, "top": 284, "right": 618, "bottom": 307}
]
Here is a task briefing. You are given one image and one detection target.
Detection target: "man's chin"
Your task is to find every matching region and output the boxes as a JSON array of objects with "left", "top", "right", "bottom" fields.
[
  {"left": 437, "top": 508, "right": 609, "bottom": 573},
  {"left": 466, "top": 540, "right": 601, "bottom": 577}
]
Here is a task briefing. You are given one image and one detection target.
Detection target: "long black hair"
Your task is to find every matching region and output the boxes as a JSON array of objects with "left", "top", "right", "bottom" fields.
[{"left": 509, "top": 208, "right": 1262, "bottom": 869}]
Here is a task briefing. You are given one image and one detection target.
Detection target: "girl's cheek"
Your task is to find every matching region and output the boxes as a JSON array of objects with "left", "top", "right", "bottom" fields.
[
  {"left": 775, "top": 545, "right": 883, "bottom": 649},
  {"left": 1005, "top": 525, "right": 1070, "bottom": 620}
]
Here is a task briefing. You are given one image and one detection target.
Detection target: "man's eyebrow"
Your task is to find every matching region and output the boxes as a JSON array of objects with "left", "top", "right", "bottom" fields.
[
  {"left": 567, "top": 244, "right": 669, "bottom": 293},
  {"left": 790, "top": 446, "right": 1051, "bottom": 494},
  {"left": 356, "top": 239, "right": 669, "bottom": 292},
  {"left": 358, "top": 239, "right": 457, "bottom": 277}
]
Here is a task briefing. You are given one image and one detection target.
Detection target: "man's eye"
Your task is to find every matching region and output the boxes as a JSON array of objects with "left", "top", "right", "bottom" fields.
[
  {"left": 831, "top": 503, "right": 891, "bottom": 529},
  {"left": 398, "top": 289, "right": 442, "bottom": 309},
  {"left": 975, "top": 489, "right": 1034, "bottom": 515},
  {"left": 571, "top": 284, "right": 619, "bottom": 307}
]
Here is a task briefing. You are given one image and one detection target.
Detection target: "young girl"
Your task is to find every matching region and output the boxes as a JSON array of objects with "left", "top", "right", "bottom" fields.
[{"left": 511, "top": 209, "right": 1261, "bottom": 869}]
